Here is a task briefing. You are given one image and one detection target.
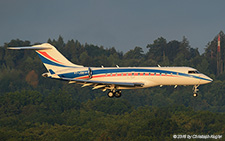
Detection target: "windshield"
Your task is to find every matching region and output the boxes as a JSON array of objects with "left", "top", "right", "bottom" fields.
[{"left": 188, "top": 70, "right": 200, "bottom": 74}]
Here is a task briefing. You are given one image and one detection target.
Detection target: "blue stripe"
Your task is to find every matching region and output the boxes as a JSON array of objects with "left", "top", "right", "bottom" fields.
[
  {"left": 37, "top": 53, "right": 68, "bottom": 67},
  {"left": 92, "top": 69, "right": 178, "bottom": 76},
  {"left": 49, "top": 69, "right": 55, "bottom": 74},
  {"left": 57, "top": 68, "right": 212, "bottom": 82},
  {"left": 58, "top": 70, "right": 88, "bottom": 78},
  {"left": 93, "top": 69, "right": 212, "bottom": 82}
]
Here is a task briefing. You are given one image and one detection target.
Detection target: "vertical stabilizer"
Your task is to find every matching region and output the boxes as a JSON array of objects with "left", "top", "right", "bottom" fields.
[{"left": 8, "top": 43, "right": 83, "bottom": 72}]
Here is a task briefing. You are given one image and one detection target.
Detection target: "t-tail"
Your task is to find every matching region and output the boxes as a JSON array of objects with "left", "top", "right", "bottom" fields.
[{"left": 8, "top": 43, "right": 83, "bottom": 73}]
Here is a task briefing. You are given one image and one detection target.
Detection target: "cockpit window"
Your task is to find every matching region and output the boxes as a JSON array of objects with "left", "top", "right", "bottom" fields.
[{"left": 188, "top": 70, "right": 200, "bottom": 74}]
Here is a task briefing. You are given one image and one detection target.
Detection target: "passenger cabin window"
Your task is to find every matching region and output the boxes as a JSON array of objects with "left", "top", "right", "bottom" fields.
[{"left": 188, "top": 71, "right": 200, "bottom": 74}]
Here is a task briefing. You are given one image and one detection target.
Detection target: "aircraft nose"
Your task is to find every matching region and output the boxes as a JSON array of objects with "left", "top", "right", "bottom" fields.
[
  {"left": 200, "top": 74, "right": 213, "bottom": 84},
  {"left": 208, "top": 77, "right": 213, "bottom": 82}
]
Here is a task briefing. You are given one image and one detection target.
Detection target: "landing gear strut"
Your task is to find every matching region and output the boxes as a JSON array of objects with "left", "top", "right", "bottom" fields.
[
  {"left": 107, "top": 90, "right": 122, "bottom": 98},
  {"left": 193, "top": 85, "right": 199, "bottom": 97}
]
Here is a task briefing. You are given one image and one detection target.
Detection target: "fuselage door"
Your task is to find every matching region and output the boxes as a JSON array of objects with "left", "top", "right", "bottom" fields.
[{"left": 88, "top": 67, "right": 92, "bottom": 78}]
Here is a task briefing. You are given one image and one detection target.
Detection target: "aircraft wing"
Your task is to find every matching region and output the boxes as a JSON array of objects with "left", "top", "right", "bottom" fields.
[{"left": 62, "top": 78, "right": 144, "bottom": 90}]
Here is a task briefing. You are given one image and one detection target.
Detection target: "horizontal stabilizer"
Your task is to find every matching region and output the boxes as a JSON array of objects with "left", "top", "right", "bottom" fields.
[{"left": 8, "top": 46, "right": 51, "bottom": 50}]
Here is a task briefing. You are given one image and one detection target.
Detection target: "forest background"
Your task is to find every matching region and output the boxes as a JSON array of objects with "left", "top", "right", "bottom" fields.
[{"left": 0, "top": 31, "right": 225, "bottom": 140}]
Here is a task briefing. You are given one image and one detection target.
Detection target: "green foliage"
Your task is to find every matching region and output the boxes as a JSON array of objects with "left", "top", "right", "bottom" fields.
[
  {"left": 1, "top": 92, "right": 224, "bottom": 140},
  {"left": 83, "top": 97, "right": 133, "bottom": 115},
  {"left": 124, "top": 46, "right": 144, "bottom": 59}
]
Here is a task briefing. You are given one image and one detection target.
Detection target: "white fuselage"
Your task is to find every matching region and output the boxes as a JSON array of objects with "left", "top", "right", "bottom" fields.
[{"left": 52, "top": 66, "right": 212, "bottom": 90}]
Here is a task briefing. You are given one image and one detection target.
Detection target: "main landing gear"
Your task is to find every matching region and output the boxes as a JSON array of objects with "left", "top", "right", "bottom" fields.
[
  {"left": 107, "top": 90, "right": 122, "bottom": 98},
  {"left": 193, "top": 85, "right": 199, "bottom": 97}
]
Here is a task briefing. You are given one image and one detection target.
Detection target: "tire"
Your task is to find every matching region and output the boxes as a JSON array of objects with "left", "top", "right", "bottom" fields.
[
  {"left": 193, "top": 93, "right": 198, "bottom": 97},
  {"left": 107, "top": 91, "right": 114, "bottom": 98},
  {"left": 115, "top": 91, "right": 122, "bottom": 98}
]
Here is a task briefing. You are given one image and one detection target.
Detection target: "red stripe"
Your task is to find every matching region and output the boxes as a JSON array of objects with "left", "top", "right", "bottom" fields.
[
  {"left": 37, "top": 51, "right": 63, "bottom": 64},
  {"left": 92, "top": 74, "right": 106, "bottom": 78},
  {"left": 75, "top": 73, "right": 180, "bottom": 79},
  {"left": 76, "top": 76, "right": 89, "bottom": 79}
]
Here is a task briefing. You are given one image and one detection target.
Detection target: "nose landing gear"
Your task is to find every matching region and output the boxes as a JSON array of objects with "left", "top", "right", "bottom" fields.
[{"left": 193, "top": 85, "right": 199, "bottom": 97}]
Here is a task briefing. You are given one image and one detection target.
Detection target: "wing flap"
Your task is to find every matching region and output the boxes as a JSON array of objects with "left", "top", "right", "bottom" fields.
[{"left": 92, "top": 85, "right": 106, "bottom": 90}]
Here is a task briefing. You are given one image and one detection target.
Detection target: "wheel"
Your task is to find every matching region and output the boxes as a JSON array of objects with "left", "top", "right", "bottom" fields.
[
  {"left": 114, "top": 91, "right": 122, "bottom": 98},
  {"left": 107, "top": 91, "right": 114, "bottom": 98},
  {"left": 193, "top": 93, "right": 198, "bottom": 97}
]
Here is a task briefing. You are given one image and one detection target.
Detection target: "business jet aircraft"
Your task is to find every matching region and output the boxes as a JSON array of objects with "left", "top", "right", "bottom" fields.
[{"left": 8, "top": 43, "right": 213, "bottom": 98}]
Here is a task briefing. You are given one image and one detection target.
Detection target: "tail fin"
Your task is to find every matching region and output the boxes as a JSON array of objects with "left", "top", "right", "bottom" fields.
[{"left": 8, "top": 43, "right": 83, "bottom": 72}]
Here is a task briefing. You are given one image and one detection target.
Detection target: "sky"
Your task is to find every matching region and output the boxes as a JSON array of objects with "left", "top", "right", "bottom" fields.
[{"left": 0, "top": 0, "right": 225, "bottom": 54}]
